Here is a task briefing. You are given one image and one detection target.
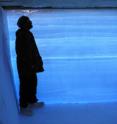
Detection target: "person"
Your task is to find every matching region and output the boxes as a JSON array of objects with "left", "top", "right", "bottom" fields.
[{"left": 15, "top": 16, "right": 44, "bottom": 115}]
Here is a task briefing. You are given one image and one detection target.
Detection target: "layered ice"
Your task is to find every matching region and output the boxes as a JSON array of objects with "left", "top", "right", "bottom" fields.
[{"left": 7, "top": 9, "right": 117, "bottom": 104}]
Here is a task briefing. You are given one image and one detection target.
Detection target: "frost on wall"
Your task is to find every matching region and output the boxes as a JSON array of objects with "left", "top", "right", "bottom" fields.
[{"left": 0, "top": 7, "right": 18, "bottom": 124}]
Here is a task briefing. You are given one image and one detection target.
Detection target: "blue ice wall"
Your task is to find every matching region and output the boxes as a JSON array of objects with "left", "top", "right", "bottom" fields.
[
  {"left": 7, "top": 9, "right": 117, "bottom": 104},
  {"left": 0, "top": 8, "right": 18, "bottom": 124}
]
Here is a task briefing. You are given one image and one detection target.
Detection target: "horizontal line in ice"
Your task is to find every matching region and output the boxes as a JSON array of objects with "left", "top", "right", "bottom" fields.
[
  {"left": 37, "top": 36, "right": 117, "bottom": 41},
  {"left": 31, "top": 25, "right": 117, "bottom": 30},
  {"left": 24, "top": 16, "right": 117, "bottom": 19},
  {"left": 8, "top": 24, "right": 117, "bottom": 30},
  {"left": 43, "top": 56, "right": 117, "bottom": 60},
  {"left": 11, "top": 55, "right": 117, "bottom": 61},
  {"left": 9, "top": 36, "right": 117, "bottom": 42}
]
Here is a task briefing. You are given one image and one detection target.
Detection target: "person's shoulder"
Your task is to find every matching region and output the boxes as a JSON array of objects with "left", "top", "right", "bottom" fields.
[
  {"left": 16, "top": 29, "right": 26, "bottom": 37},
  {"left": 28, "top": 31, "right": 34, "bottom": 38},
  {"left": 28, "top": 30, "right": 33, "bottom": 35},
  {"left": 16, "top": 29, "right": 22, "bottom": 35}
]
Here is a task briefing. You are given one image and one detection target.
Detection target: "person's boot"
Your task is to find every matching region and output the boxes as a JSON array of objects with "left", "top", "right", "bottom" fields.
[
  {"left": 29, "top": 101, "right": 44, "bottom": 108},
  {"left": 20, "top": 107, "right": 33, "bottom": 116}
]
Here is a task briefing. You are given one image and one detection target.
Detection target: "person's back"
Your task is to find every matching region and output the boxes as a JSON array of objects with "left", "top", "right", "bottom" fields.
[{"left": 16, "top": 29, "right": 30, "bottom": 61}]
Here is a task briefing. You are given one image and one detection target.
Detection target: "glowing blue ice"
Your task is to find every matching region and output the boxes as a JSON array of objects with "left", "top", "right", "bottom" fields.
[{"left": 7, "top": 9, "right": 117, "bottom": 104}]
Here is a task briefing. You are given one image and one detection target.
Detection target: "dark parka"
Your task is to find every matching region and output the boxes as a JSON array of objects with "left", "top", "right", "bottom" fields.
[{"left": 16, "top": 29, "right": 44, "bottom": 73}]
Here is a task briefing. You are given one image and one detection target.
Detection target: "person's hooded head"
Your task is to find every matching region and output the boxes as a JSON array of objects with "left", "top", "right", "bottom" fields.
[{"left": 17, "top": 16, "right": 32, "bottom": 30}]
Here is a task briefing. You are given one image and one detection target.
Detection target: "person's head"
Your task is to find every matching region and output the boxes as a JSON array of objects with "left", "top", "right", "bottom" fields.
[{"left": 17, "top": 16, "right": 32, "bottom": 30}]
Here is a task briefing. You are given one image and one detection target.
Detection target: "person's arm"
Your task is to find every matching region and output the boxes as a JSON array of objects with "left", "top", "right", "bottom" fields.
[
  {"left": 30, "top": 32, "right": 44, "bottom": 72},
  {"left": 30, "top": 32, "right": 43, "bottom": 65}
]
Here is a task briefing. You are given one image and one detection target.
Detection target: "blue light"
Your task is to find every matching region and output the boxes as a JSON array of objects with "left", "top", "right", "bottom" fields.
[{"left": 7, "top": 9, "right": 117, "bottom": 104}]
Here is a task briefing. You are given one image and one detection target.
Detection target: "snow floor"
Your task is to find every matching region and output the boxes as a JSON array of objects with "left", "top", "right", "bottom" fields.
[{"left": 19, "top": 102, "right": 117, "bottom": 124}]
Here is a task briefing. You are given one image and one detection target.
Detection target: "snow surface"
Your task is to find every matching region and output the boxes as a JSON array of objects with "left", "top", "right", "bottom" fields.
[
  {"left": 19, "top": 103, "right": 117, "bottom": 124},
  {"left": 7, "top": 9, "right": 117, "bottom": 104}
]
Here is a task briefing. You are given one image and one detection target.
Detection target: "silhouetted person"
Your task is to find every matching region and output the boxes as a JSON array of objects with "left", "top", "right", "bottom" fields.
[{"left": 15, "top": 16, "right": 44, "bottom": 115}]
